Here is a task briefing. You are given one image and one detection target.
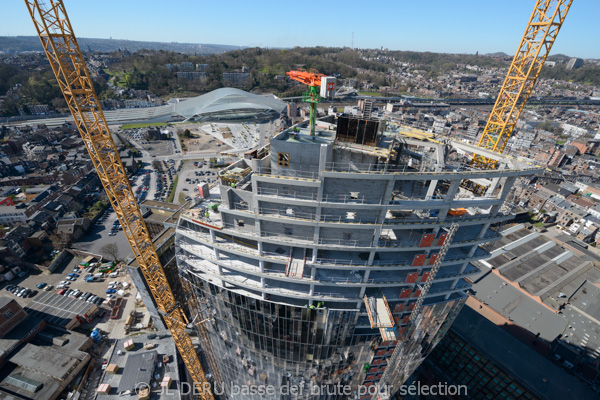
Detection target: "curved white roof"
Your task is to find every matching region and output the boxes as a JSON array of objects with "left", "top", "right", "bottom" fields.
[{"left": 173, "top": 88, "right": 285, "bottom": 120}]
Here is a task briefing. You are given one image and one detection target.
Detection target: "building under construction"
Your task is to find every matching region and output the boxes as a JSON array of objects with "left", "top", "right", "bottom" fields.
[{"left": 174, "top": 117, "right": 542, "bottom": 399}]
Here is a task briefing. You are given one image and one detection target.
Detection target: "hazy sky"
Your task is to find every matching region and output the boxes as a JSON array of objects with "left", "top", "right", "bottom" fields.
[{"left": 2, "top": 0, "right": 599, "bottom": 58}]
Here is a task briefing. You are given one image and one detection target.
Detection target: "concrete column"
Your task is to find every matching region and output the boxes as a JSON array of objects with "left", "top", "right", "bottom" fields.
[
  {"left": 426, "top": 180, "right": 438, "bottom": 199},
  {"left": 438, "top": 179, "right": 461, "bottom": 222},
  {"left": 485, "top": 176, "right": 501, "bottom": 197},
  {"left": 367, "top": 250, "right": 377, "bottom": 265},
  {"left": 210, "top": 229, "right": 216, "bottom": 242},
  {"left": 490, "top": 176, "right": 517, "bottom": 215},
  {"left": 259, "top": 259, "right": 265, "bottom": 273},
  {"left": 466, "top": 244, "right": 478, "bottom": 258},
  {"left": 458, "top": 261, "right": 469, "bottom": 275},
  {"left": 314, "top": 177, "right": 325, "bottom": 244},
  {"left": 311, "top": 266, "right": 316, "bottom": 280},
  {"left": 257, "top": 241, "right": 263, "bottom": 255},
  {"left": 448, "top": 277, "right": 460, "bottom": 291},
  {"left": 371, "top": 227, "right": 383, "bottom": 249},
  {"left": 446, "top": 179, "right": 462, "bottom": 202},
  {"left": 363, "top": 269, "right": 371, "bottom": 284},
  {"left": 358, "top": 285, "right": 367, "bottom": 298},
  {"left": 309, "top": 284, "right": 315, "bottom": 296},
  {"left": 478, "top": 222, "right": 491, "bottom": 240}
]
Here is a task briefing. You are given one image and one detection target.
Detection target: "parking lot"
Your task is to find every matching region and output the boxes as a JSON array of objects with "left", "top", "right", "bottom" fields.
[
  {"left": 2, "top": 255, "right": 133, "bottom": 313},
  {"left": 72, "top": 207, "right": 131, "bottom": 261},
  {"left": 172, "top": 159, "right": 224, "bottom": 204}
]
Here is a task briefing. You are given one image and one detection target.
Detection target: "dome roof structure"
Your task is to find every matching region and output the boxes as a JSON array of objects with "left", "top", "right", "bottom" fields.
[{"left": 173, "top": 88, "right": 286, "bottom": 121}]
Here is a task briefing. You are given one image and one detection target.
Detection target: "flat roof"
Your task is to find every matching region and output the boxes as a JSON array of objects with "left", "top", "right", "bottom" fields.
[
  {"left": 482, "top": 227, "right": 600, "bottom": 306},
  {"left": 118, "top": 350, "right": 158, "bottom": 393},
  {"left": 98, "top": 330, "right": 179, "bottom": 400},
  {"left": 451, "top": 305, "right": 598, "bottom": 400},
  {"left": 0, "top": 365, "right": 61, "bottom": 400},
  {"left": 471, "top": 272, "right": 567, "bottom": 343},
  {"left": 26, "top": 291, "right": 97, "bottom": 328},
  {"left": 7, "top": 343, "right": 83, "bottom": 381}
]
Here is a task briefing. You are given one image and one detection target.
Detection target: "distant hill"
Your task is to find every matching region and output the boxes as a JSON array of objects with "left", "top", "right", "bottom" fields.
[
  {"left": 0, "top": 36, "right": 241, "bottom": 54},
  {"left": 484, "top": 52, "right": 510, "bottom": 58}
]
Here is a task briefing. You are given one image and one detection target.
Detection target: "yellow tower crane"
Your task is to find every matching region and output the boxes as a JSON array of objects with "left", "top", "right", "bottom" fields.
[
  {"left": 472, "top": 0, "right": 573, "bottom": 169},
  {"left": 23, "top": 1, "right": 214, "bottom": 399}
]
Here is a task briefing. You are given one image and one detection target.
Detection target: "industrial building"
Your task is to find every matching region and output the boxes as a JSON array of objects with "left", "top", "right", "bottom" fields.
[
  {"left": 174, "top": 117, "right": 541, "bottom": 399},
  {"left": 0, "top": 297, "right": 93, "bottom": 400},
  {"left": 26, "top": 291, "right": 99, "bottom": 330},
  {"left": 423, "top": 305, "right": 598, "bottom": 400},
  {"left": 468, "top": 224, "right": 600, "bottom": 389}
]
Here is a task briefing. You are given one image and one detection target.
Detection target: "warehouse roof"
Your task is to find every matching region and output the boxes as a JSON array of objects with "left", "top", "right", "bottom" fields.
[{"left": 26, "top": 292, "right": 97, "bottom": 328}]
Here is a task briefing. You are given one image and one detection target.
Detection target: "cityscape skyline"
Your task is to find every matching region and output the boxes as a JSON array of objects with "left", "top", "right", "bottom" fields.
[{"left": 1, "top": 0, "right": 600, "bottom": 59}]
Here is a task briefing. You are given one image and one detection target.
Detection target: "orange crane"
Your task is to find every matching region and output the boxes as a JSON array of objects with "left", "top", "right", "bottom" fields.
[
  {"left": 472, "top": 0, "right": 573, "bottom": 170},
  {"left": 23, "top": 1, "right": 215, "bottom": 399},
  {"left": 286, "top": 68, "right": 326, "bottom": 135}
]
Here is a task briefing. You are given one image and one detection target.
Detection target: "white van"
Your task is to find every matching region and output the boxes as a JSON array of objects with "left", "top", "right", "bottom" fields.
[
  {"left": 108, "top": 272, "right": 120, "bottom": 278},
  {"left": 93, "top": 273, "right": 104, "bottom": 279}
]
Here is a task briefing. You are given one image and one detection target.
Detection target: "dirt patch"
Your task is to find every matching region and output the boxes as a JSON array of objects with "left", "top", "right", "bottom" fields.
[{"left": 177, "top": 123, "right": 231, "bottom": 152}]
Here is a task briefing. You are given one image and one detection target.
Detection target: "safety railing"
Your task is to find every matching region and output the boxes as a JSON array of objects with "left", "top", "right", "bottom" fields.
[
  {"left": 322, "top": 161, "right": 539, "bottom": 175},
  {"left": 255, "top": 167, "right": 320, "bottom": 180}
]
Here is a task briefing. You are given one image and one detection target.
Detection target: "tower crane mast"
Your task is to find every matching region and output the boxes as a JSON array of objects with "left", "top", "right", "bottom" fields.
[
  {"left": 472, "top": 0, "right": 573, "bottom": 169},
  {"left": 24, "top": 1, "right": 214, "bottom": 399}
]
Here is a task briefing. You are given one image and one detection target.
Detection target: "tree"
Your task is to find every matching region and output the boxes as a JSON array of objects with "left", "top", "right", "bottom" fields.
[{"left": 101, "top": 243, "right": 120, "bottom": 262}]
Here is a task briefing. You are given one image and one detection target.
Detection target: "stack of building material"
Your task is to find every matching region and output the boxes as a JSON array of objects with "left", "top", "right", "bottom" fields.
[
  {"left": 106, "top": 364, "right": 119, "bottom": 374},
  {"left": 138, "top": 388, "right": 150, "bottom": 400},
  {"left": 160, "top": 376, "right": 172, "bottom": 389},
  {"left": 97, "top": 383, "right": 111, "bottom": 394},
  {"left": 123, "top": 339, "right": 134, "bottom": 350}
]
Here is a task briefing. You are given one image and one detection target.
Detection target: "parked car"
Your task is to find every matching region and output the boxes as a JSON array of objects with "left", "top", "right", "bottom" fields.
[
  {"left": 5, "top": 285, "right": 15, "bottom": 291},
  {"left": 28, "top": 290, "right": 38, "bottom": 298},
  {"left": 36, "top": 282, "right": 47, "bottom": 289},
  {"left": 106, "top": 289, "right": 116, "bottom": 294},
  {"left": 44, "top": 285, "right": 54, "bottom": 291}
]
